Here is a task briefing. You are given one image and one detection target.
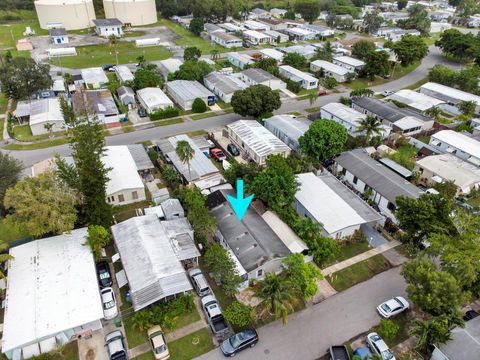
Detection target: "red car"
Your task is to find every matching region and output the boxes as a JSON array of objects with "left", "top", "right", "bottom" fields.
[{"left": 210, "top": 148, "right": 226, "bottom": 162}]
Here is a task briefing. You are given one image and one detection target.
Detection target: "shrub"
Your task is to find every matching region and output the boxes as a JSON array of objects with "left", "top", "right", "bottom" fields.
[
  {"left": 322, "top": 76, "right": 337, "bottom": 89},
  {"left": 224, "top": 301, "right": 254, "bottom": 329},
  {"left": 286, "top": 79, "right": 302, "bottom": 93},
  {"left": 148, "top": 148, "right": 158, "bottom": 162},
  {"left": 379, "top": 319, "right": 400, "bottom": 341},
  {"left": 150, "top": 106, "right": 180, "bottom": 120},
  {"left": 192, "top": 98, "right": 207, "bottom": 113}
]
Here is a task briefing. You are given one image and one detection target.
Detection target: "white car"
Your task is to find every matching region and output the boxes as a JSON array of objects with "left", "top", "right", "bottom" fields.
[
  {"left": 382, "top": 90, "right": 394, "bottom": 97},
  {"left": 366, "top": 332, "right": 395, "bottom": 360},
  {"left": 101, "top": 287, "right": 118, "bottom": 320},
  {"left": 147, "top": 325, "right": 170, "bottom": 360},
  {"left": 377, "top": 296, "right": 409, "bottom": 318}
]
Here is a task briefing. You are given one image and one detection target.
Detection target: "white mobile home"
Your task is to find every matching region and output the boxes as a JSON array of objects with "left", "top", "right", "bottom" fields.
[
  {"left": 136, "top": 87, "right": 174, "bottom": 114},
  {"left": 81, "top": 67, "right": 109, "bottom": 89},
  {"left": 420, "top": 82, "right": 480, "bottom": 115},
  {"left": 278, "top": 65, "right": 318, "bottom": 90},
  {"left": 264, "top": 114, "right": 310, "bottom": 153},
  {"left": 157, "top": 58, "right": 184, "bottom": 81},
  {"left": 429, "top": 130, "right": 480, "bottom": 167},
  {"left": 243, "top": 29, "right": 272, "bottom": 45},
  {"left": 310, "top": 60, "right": 353, "bottom": 83},
  {"left": 203, "top": 72, "right": 248, "bottom": 103},
  {"left": 332, "top": 56, "right": 365, "bottom": 72},
  {"left": 227, "top": 52, "right": 254, "bottom": 69},
  {"left": 239, "top": 68, "right": 286, "bottom": 90},
  {"left": 115, "top": 65, "right": 134, "bottom": 83},
  {"left": 211, "top": 32, "right": 243, "bottom": 48},
  {"left": 165, "top": 80, "right": 216, "bottom": 111}
]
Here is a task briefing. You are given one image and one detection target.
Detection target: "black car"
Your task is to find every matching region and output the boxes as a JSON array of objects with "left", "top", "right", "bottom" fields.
[
  {"left": 464, "top": 310, "right": 480, "bottom": 321},
  {"left": 96, "top": 261, "right": 113, "bottom": 288},
  {"left": 227, "top": 143, "right": 240, "bottom": 157},
  {"left": 138, "top": 108, "right": 147, "bottom": 118},
  {"left": 102, "top": 64, "right": 114, "bottom": 71},
  {"left": 220, "top": 329, "right": 258, "bottom": 357}
]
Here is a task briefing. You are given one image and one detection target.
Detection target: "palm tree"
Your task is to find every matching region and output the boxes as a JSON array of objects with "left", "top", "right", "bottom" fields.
[
  {"left": 175, "top": 140, "right": 195, "bottom": 183},
  {"left": 210, "top": 49, "right": 219, "bottom": 60},
  {"left": 308, "top": 91, "right": 318, "bottom": 107},
  {"left": 0, "top": 240, "right": 13, "bottom": 279},
  {"left": 355, "top": 115, "right": 384, "bottom": 144},
  {"left": 425, "top": 106, "right": 441, "bottom": 120},
  {"left": 409, "top": 317, "right": 453, "bottom": 355},
  {"left": 108, "top": 34, "right": 119, "bottom": 65},
  {"left": 43, "top": 123, "right": 54, "bottom": 139},
  {"left": 254, "top": 272, "right": 296, "bottom": 325}
]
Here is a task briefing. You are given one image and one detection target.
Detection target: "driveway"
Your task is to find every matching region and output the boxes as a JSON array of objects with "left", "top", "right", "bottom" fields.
[
  {"left": 196, "top": 267, "right": 407, "bottom": 360},
  {"left": 361, "top": 223, "right": 389, "bottom": 248}
]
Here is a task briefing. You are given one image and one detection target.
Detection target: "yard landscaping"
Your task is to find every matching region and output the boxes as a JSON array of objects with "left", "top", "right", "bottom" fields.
[
  {"left": 49, "top": 42, "right": 171, "bottom": 68},
  {"left": 326, "top": 239, "right": 372, "bottom": 267},
  {"left": 168, "top": 328, "right": 214, "bottom": 360},
  {"left": 386, "top": 144, "right": 418, "bottom": 170},
  {"left": 190, "top": 112, "right": 217, "bottom": 120},
  {"left": 3, "top": 137, "right": 70, "bottom": 150},
  {"left": 133, "top": 352, "right": 154, "bottom": 360},
  {"left": 327, "top": 254, "right": 391, "bottom": 292}
]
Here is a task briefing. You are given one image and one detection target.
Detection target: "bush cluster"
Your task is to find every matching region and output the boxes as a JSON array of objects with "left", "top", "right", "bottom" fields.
[{"left": 150, "top": 106, "right": 179, "bottom": 120}]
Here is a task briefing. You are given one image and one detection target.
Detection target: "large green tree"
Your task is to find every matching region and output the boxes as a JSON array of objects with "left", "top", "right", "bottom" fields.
[
  {"left": 299, "top": 120, "right": 348, "bottom": 161},
  {"left": 189, "top": 17, "right": 204, "bottom": 35},
  {"left": 175, "top": 60, "right": 213, "bottom": 81},
  {"left": 351, "top": 40, "right": 376, "bottom": 60},
  {"left": 183, "top": 46, "right": 202, "bottom": 61},
  {"left": 4, "top": 171, "right": 78, "bottom": 238},
  {"left": 0, "top": 152, "right": 23, "bottom": 216},
  {"left": 387, "top": 35, "right": 429, "bottom": 66},
  {"left": 435, "top": 29, "right": 479, "bottom": 62},
  {"left": 363, "top": 12, "right": 382, "bottom": 34},
  {"left": 178, "top": 186, "right": 217, "bottom": 236},
  {"left": 85, "top": 225, "right": 111, "bottom": 260},
  {"left": 356, "top": 115, "right": 384, "bottom": 143},
  {"left": 294, "top": 0, "right": 321, "bottom": 23},
  {"left": 133, "top": 66, "right": 163, "bottom": 90},
  {"left": 397, "top": 4, "right": 431, "bottom": 35},
  {"left": 283, "top": 52, "right": 307, "bottom": 70},
  {"left": 282, "top": 253, "right": 322, "bottom": 300},
  {"left": 231, "top": 84, "right": 281, "bottom": 118},
  {"left": 204, "top": 243, "right": 243, "bottom": 297},
  {"left": 361, "top": 50, "right": 391, "bottom": 80},
  {"left": 0, "top": 55, "right": 52, "bottom": 100}
]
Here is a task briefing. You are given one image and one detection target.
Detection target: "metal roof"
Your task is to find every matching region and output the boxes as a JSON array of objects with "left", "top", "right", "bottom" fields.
[
  {"left": 264, "top": 115, "right": 310, "bottom": 146},
  {"left": 227, "top": 120, "right": 291, "bottom": 158},
  {"left": 103, "top": 146, "right": 144, "bottom": 195},
  {"left": 228, "top": 52, "right": 255, "bottom": 65},
  {"left": 387, "top": 89, "right": 444, "bottom": 111},
  {"left": 336, "top": 148, "right": 423, "bottom": 204},
  {"left": 431, "top": 130, "right": 480, "bottom": 161},
  {"left": 241, "top": 67, "right": 280, "bottom": 83},
  {"left": 321, "top": 102, "right": 365, "bottom": 125},
  {"left": 437, "top": 316, "right": 480, "bottom": 360},
  {"left": 137, "top": 87, "right": 173, "bottom": 109},
  {"left": 157, "top": 58, "right": 183, "bottom": 76},
  {"left": 295, "top": 172, "right": 382, "bottom": 235},
  {"left": 280, "top": 44, "right": 317, "bottom": 57},
  {"left": 117, "top": 85, "right": 134, "bottom": 97},
  {"left": 212, "top": 32, "right": 242, "bottom": 42},
  {"left": 204, "top": 72, "right": 248, "bottom": 95},
  {"left": 379, "top": 157, "right": 413, "bottom": 178},
  {"left": 116, "top": 65, "right": 134, "bottom": 82},
  {"left": 279, "top": 65, "right": 317, "bottom": 82},
  {"left": 111, "top": 215, "right": 193, "bottom": 311},
  {"left": 311, "top": 60, "right": 350, "bottom": 76},
  {"left": 2, "top": 228, "right": 103, "bottom": 353},
  {"left": 207, "top": 190, "right": 291, "bottom": 272},
  {"left": 165, "top": 80, "right": 214, "bottom": 102},
  {"left": 72, "top": 90, "right": 119, "bottom": 117},
  {"left": 243, "top": 29, "right": 271, "bottom": 39},
  {"left": 161, "top": 198, "right": 185, "bottom": 220},
  {"left": 92, "top": 18, "right": 123, "bottom": 27},
  {"left": 81, "top": 67, "right": 108, "bottom": 85},
  {"left": 49, "top": 28, "right": 67, "bottom": 36},
  {"left": 333, "top": 56, "right": 365, "bottom": 67},
  {"left": 420, "top": 82, "right": 480, "bottom": 105},
  {"left": 127, "top": 144, "right": 155, "bottom": 171},
  {"left": 162, "top": 218, "right": 199, "bottom": 261}
]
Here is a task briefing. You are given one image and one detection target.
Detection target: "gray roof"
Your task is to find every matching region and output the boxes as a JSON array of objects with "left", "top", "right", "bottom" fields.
[
  {"left": 336, "top": 148, "right": 423, "bottom": 205},
  {"left": 264, "top": 115, "right": 310, "bottom": 146},
  {"left": 111, "top": 215, "right": 192, "bottom": 311},
  {"left": 127, "top": 144, "right": 155, "bottom": 171},
  {"left": 161, "top": 198, "right": 185, "bottom": 220},
  {"left": 117, "top": 86, "right": 134, "bottom": 98},
  {"left": 437, "top": 316, "right": 480, "bottom": 360},
  {"left": 378, "top": 157, "right": 412, "bottom": 178},
  {"left": 352, "top": 97, "right": 431, "bottom": 123},
  {"left": 162, "top": 218, "right": 200, "bottom": 261},
  {"left": 204, "top": 23, "right": 223, "bottom": 33},
  {"left": 92, "top": 18, "right": 123, "bottom": 27},
  {"left": 207, "top": 190, "right": 291, "bottom": 272},
  {"left": 49, "top": 28, "right": 67, "bottom": 36},
  {"left": 72, "top": 90, "right": 119, "bottom": 117},
  {"left": 15, "top": 100, "right": 33, "bottom": 118},
  {"left": 204, "top": 72, "right": 247, "bottom": 95},
  {"left": 241, "top": 68, "right": 280, "bottom": 83},
  {"left": 165, "top": 80, "right": 214, "bottom": 102}
]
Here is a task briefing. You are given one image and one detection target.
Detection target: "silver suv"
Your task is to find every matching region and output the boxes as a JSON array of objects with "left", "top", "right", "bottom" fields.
[
  {"left": 105, "top": 330, "right": 128, "bottom": 360},
  {"left": 188, "top": 268, "right": 211, "bottom": 297}
]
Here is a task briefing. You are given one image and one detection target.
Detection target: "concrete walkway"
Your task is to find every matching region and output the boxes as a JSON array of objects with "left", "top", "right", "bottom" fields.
[{"left": 322, "top": 240, "right": 401, "bottom": 277}]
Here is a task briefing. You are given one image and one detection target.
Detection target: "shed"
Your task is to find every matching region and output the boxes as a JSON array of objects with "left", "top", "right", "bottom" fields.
[
  {"left": 92, "top": 18, "right": 123, "bottom": 37},
  {"left": 49, "top": 28, "right": 68, "bottom": 44},
  {"left": 115, "top": 65, "right": 134, "bottom": 83},
  {"left": 117, "top": 86, "right": 135, "bottom": 105},
  {"left": 161, "top": 198, "right": 185, "bottom": 220}
]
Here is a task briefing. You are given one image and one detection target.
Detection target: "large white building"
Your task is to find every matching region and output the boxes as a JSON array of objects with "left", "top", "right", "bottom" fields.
[
  {"left": 34, "top": 0, "right": 96, "bottom": 30},
  {"left": 103, "top": 0, "right": 158, "bottom": 26},
  {"left": 137, "top": 87, "right": 174, "bottom": 114},
  {"left": 226, "top": 120, "right": 291, "bottom": 165},
  {"left": 278, "top": 65, "right": 318, "bottom": 90},
  {"left": 2, "top": 228, "right": 103, "bottom": 359},
  {"left": 429, "top": 130, "right": 480, "bottom": 167}
]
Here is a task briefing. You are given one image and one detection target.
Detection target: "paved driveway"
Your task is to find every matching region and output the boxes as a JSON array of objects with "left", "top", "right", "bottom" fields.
[
  {"left": 361, "top": 223, "right": 389, "bottom": 248},
  {"left": 196, "top": 267, "right": 407, "bottom": 360}
]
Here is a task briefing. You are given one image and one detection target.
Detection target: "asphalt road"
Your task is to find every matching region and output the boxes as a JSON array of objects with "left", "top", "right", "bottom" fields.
[
  {"left": 4, "top": 45, "right": 462, "bottom": 169},
  {"left": 196, "top": 267, "right": 407, "bottom": 360}
]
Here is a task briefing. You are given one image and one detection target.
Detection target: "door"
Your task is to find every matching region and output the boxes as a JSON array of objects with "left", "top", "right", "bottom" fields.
[{"left": 56, "top": 38, "right": 61, "bottom": 44}]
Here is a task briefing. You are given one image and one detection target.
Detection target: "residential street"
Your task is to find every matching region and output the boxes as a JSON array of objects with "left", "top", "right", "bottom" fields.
[{"left": 196, "top": 267, "right": 407, "bottom": 360}]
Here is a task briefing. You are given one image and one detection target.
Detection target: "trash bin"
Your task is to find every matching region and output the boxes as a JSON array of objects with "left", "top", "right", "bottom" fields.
[{"left": 114, "top": 317, "right": 122, "bottom": 327}]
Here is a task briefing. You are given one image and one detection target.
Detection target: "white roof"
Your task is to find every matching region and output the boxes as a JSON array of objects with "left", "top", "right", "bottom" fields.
[
  {"left": 228, "top": 52, "right": 254, "bottom": 64},
  {"left": 393, "top": 116, "right": 424, "bottom": 130},
  {"left": 262, "top": 211, "right": 308, "bottom": 254},
  {"left": 420, "top": 82, "right": 480, "bottom": 105},
  {"left": 279, "top": 65, "right": 318, "bottom": 82},
  {"left": 295, "top": 173, "right": 368, "bottom": 234},
  {"left": 243, "top": 29, "right": 271, "bottom": 40},
  {"left": 81, "top": 67, "right": 108, "bottom": 85},
  {"left": 321, "top": 102, "right": 365, "bottom": 125},
  {"left": 103, "top": 146, "right": 144, "bottom": 195},
  {"left": 286, "top": 27, "right": 315, "bottom": 36},
  {"left": 432, "top": 130, "right": 480, "bottom": 160},
  {"left": 158, "top": 58, "right": 183, "bottom": 74},
  {"left": 244, "top": 20, "right": 269, "bottom": 30},
  {"left": 416, "top": 154, "right": 480, "bottom": 190},
  {"left": 227, "top": 120, "right": 291, "bottom": 158},
  {"left": 29, "top": 98, "right": 64, "bottom": 126},
  {"left": 260, "top": 48, "right": 284, "bottom": 61},
  {"left": 51, "top": 78, "right": 65, "bottom": 92},
  {"left": 333, "top": 56, "right": 365, "bottom": 67},
  {"left": 311, "top": 60, "right": 351, "bottom": 76},
  {"left": 3, "top": 228, "right": 103, "bottom": 353},
  {"left": 116, "top": 65, "right": 134, "bottom": 82},
  {"left": 387, "top": 89, "right": 445, "bottom": 111},
  {"left": 137, "top": 87, "right": 173, "bottom": 109}
]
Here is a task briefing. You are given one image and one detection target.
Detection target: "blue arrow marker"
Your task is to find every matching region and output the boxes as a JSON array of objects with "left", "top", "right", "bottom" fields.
[{"left": 227, "top": 179, "right": 254, "bottom": 221}]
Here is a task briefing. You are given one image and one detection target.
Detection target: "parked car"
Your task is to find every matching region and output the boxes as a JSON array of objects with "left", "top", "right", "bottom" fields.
[
  {"left": 102, "top": 64, "right": 114, "bottom": 71},
  {"left": 382, "top": 90, "right": 394, "bottom": 97},
  {"left": 317, "top": 87, "right": 327, "bottom": 96},
  {"left": 242, "top": 41, "right": 251, "bottom": 48},
  {"left": 101, "top": 287, "right": 118, "bottom": 320},
  {"left": 105, "top": 330, "right": 128, "bottom": 360},
  {"left": 377, "top": 296, "right": 409, "bottom": 318},
  {"left": 353, "top": 347, "right": 372, "bottom": 360},
  {"left": 201, "top": 294, "right": 229, "bottom": 337},
  {"left": 366, "top": 332, "right": 395, "bottom": 360},
  {"left": 96, "top": 261, "right": 113, "bottom": 288},
  {"left": 227, "top": 143, "right": 240, "bottom": 157},
  {"left": 188, "top": 268, "right": 211, "bottom": 297},
  {"left": 220, "top": 329, "right": 258, "bottom": 357},
  {"left": 464, "top": 310, "right": 480, "bottom": 321},
  {"left": 210, "top": 148, "right": 226, "bottom": 162},
  {"left": 138, "top": 108, "right": 148, "bottom": 118},
  {"left": 147, "top": 325, "right": 170, "bottom": 360},
  {"left": 328, "top": 345, "right": 350, "bottom": 360}
]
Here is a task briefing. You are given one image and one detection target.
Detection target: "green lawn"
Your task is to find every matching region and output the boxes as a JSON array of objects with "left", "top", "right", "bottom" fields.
[
  {"left": 172, "top": 307, "right": 201, "bottom": 330},
  {"left": 153, "top": 118, "right": 184, "bottom": 127},
  {"left": 386, "top": 144, "right": 418, "bottom": 170},
  {"left": 190, "top": 112, "right": 217, "bottom": 120},
  {"left": 371, "top": 313, "right": 411, "bottom": 348},
  {"left": 186, "top": 130, "right": 207, "bottom": 137},
  {"left": 404, "top": 77, "right": 429, "bottom": 90},
  {"left": 57, "top": 341, "right": 79, "bottom": 360},
  {"left": 112, "top": 199, "right": 151, "bottom": 222},
  {"left": 132, "top": 352, "right": 154, "bottom": 360},
  {"left": 49, "top": 42, "right": 171, "bottom": 68},
  {"left": 3, "top": 137, "right": 70, "bottom": 150},
  {"left": 467, "top": 191, "right": 480, "bottom": 207},
  {"left": 0, "top": 17, "right": 47, "bottom": 52},
  {"left": 327, "top": 254, "right": 391, "bottom": 292},
  {"left": 0, "top": 93, "right": 8, "bottom": 114},
  {"left": 0, "top": 218, "right": 30, "bottom": 243},
  {"left": 327, "top": 240, "right": 372, "bottom": 266},
  {"left": 123, "top": 31, "right": 146, "bottom": 38},
  {"left": 123, "top": 317, "right": 149, "bottom": 349},
  {"left": 168, "top": 329, "right": 214, "bottom": 360},
  {"left": 305, "top": 107, "right": 320, "bottom": 113},
  {"left": 10, "top": 124, "right": 68, "bottom": 142}
]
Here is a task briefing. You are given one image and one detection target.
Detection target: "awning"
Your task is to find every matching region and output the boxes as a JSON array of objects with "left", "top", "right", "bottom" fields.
[
  {"left": 431, "top": 175, "right": 444, "bottom": 183},
  {"left": 431, "top": 139, "right": 440, "bottom": 146}
]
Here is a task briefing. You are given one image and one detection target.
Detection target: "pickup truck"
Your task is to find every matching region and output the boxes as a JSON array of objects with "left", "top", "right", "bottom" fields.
[
  {"left": 201, "top": 295, "right": 229, "bottom": 337},
  {"left": 328, "top": 345, "right": 350, "bottom": 360}
]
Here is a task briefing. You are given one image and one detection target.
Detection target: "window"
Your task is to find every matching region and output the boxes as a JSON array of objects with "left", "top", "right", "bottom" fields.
[
  {"left": 387, "top": 202, "right": 396, "bottom": 211},
  {"left": 118, "top": 194, "right": 125, "bottom": 203},
  {"left": 132, "top": 191, "right": 138, "bottom": 200},
  {"left": 257, "top": 269, "right": 263, "bottom": 277},
  {"left": 353, "top": 176, "right": 358, "bottom": 185}
]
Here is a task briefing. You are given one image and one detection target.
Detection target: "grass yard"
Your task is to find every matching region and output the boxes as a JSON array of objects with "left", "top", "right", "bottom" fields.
[
  {"left": 170, "top": 306, "right": 201, "bottom": 331},
  {"left": 328, "top": 240, "right": 372, "bottom": 266},
  {"left": 287, "top": 111, "right": 302, "bottom": 116},
  {"left": 123, "top": 31, "right": 146, "bottom": 38},
  {"left": 153, "top": 118, "right": 184, "bottom": 127},
  {"left": 467, "top": 190, "right": 480, "bottom": 207},
  {"left": 0, "top": 93, "right": 8, "bottom": 114},
  {"left": 132, "top": 352, "right": 154, "bottom": 360},
  {"left": 10, "top": 124, "right": 68, "bottom": 142},
  {"left": 386, "top": 144, "right": 418, "bottom": 170},
  {"left": 186, "top": 129, "right": 207, "bottom": 137},
  {"left": 112, "top": 199, "right": 151, "bottom": 222},
  {"left": 0, "top": 218, "right": 30, "bottom": 243},
  {"left": 327, "top": 254, "right": 391, "bottom": 292},
  {"left": 168, "top": 328, "right": 214, "bottom": 360},
  {"left": 404, "top": 77, "right": 429, "bottom": 90},
  {"left": 3, "top": 137, "right": 70, "bottom": 150},
  {"left": 347, "top": 61, "right": 421, "bottom": 90},
  {"left": 0, "top": 18, "right": 47, "bottom": 52},
  {"left": 305, "top": 107, "right": 320, "bottom": 113},
  {"left": 49, "top": 42, "right": 171, "bottom": 68},
  {"left": 56, "top": 341, "right": 79, "bottom": 360},
  {"left": 190, "top": 112, "right": 217, "bottom": 120},
  {"left": 123, "top": 317, "right": 149, "bottom": 349},
  {"left": 371, "top": 313, "right": 411, "bottom": 348}
]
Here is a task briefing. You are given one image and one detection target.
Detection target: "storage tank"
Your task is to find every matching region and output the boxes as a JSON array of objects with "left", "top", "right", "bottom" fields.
[
  {"left": 35, "top": 0, "right": 96, "bottom": 30},
  {"left": 103, "top": 0, "right": 157, "bottom": 26}
]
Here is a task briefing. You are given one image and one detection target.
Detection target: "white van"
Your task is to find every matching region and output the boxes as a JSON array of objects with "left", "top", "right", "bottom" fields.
[{"left": 188, "top": 268, "right": 211, "bottom": 297}]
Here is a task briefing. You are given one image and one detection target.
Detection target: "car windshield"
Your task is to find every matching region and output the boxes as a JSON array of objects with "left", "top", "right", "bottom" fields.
[
  {"left": 381, "top": 303, "right": 392, "bottom": 313},
  {"left": 382, "top": 349, "right": 394, "bottom": 360},
  {"left": 100, "top": 271, "right": 110, "bottom": 280},
  {"left": 394, "top": 298, "right": 404, "bottom": 308},
  {"left": 229, "top": 333, "right": 245, "bottom": 349},
  {"left": 155, "top": 345, "right": 167, "bottom": 354},
  {"left": 104, "top": 300, "right": 115, "bottom": 310}
]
